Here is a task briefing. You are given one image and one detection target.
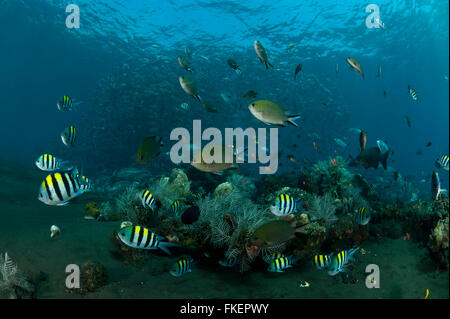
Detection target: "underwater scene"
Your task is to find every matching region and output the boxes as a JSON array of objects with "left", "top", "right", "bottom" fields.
[{"left": 0, "top": 0, "right": 449, "bottom": 301}]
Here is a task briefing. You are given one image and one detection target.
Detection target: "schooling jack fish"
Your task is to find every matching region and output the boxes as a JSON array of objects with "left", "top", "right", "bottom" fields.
[{"left": 346, "top": 57, "right": 364, "bottom": 78}]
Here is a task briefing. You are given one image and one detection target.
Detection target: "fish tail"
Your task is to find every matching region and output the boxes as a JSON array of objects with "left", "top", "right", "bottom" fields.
[
  {"left": 287, "top": 115, "right": 301, "bottom": 127},
  {"left": 158, "top": 241, "right": 178, "bottom": 255}
]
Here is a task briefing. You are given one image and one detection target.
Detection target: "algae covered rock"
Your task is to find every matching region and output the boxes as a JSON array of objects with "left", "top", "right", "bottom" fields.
[
  {"left": 80, "top": 260, "right": 108, "bottom": 292},
  {"left": 214, "top": 182, "right": 234, "bottom": 198},
  {"left": 428, "top": 216, "right": 449, "bottom": 268}
]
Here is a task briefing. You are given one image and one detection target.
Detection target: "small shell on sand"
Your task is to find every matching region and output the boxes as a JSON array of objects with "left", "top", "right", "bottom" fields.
[
  {"left": 120, "top": 221, "right": 133, "bottom": 229},
  {"left": 50, "top": 225, "right": 60, "bottom": 238}
]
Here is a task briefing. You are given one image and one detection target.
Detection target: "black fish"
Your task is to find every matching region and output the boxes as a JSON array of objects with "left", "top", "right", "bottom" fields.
[
  {"left": 349, "top": 147, "right": 389, "bottom": 170},
  {"left": 181, "top": 205, "right": 200, "bottom": 225},
  {"left": 416, "top": 149, "right": 423, "bottom": 155},
  {"left": 426, "top": 141, "right": 432, "bottom": 147},
  {"left": 294, "top": 63, "right": 302, "bottom": 79},
  {"left": 243, "top": 90, "right": 258, "bottom": 99},
  {"left": 405, "top": 116, "right": 411, "bottom": 127}
]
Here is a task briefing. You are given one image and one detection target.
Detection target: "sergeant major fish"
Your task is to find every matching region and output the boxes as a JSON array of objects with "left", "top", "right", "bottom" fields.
[
  {"left": 38, "top": 169, "right": 88, "bottom": 206},
  {"left": 170, "top": 257, "right": 196, "bottom": 277},
  {"left": 267, "top": 255, "right": 299, "bottom": 273},
  {"left": 36, "top": 154, "right": 73, "bottom": 171},
  {"left": 57, "top": 95, "right": 73, "bottom": 111},
  {"left": 61, "top": 125, "right": 76, "bottom": 147},
  {"left": 355, "top": 207, "right": 371, "bottom": 225},
  {"left": 270, "top": 194, "right": 303, "bottom": 216},
  {"left": 117, "top": 225, "right": 177, "bottom": 255},
  {"left": 328, "top": 247, "right": 360, "bottom": 276},
  {"left": 408, "top": 85, "right": 418, "bottom": 101},
  {"left": 140, "top": 189, "right": 156, "bottom": 210},
  {"left": 436, "top": 155, "right": 449, "bottom": 171},
  {"left": 313, "top": 254, "right": 333, "bottom": 270}
]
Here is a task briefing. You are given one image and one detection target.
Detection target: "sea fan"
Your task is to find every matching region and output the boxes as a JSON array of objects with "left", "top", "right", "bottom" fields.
[
  {"left": 115, "top": 184, "right": 140, "bottom": 221},
  {"left": 308, "top": 193, "right": 338, "bottom": 226},
  {"left": 0, "top": 252, "right": 34, "bottom": 299},
  {"left": 187, "top": 189, "right": 269, "bottom": 272}
]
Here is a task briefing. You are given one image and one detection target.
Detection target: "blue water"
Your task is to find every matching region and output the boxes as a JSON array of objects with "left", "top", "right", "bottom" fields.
[{"left": 0, "top": 0, "right": 448, "bottom": 299}]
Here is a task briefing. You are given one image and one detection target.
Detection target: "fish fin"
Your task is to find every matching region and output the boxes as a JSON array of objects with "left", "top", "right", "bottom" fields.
[
  {"left": 212, "top": 171, "right": 224, "bottom": 176},
  {"left": 159, "top": 137, "right": 163, "bottom": 146},
  {"left": 57, "top": 201, "right": 70, "bottom": 206},
  {"left": 196, "top": 95, "right": 202, "bottom": 102},
  {"left": 267, "top": 62, "right": 273, "bottom": 68},
  {"left": 158, "top": 241, "right": 178, "bottom": 255},
  {"left": 287, "top": 115, "right": 301, "bottom": 127}
]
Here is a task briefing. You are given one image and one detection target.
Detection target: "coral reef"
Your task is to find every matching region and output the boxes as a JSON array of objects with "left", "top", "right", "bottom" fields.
[
  {"left": 80, "top": 260, "right": 108, "bottom": 292},
  {"left": 214, "top": 182, "right": 234, "bottom": 198},
  {"left": 428, "top": 216, "right": 449, "bottom": 269},
  {"left": 0, "top": 252, "right": 35, "bottom": 299},
  {"left": 150, "top": 168, "right": 193, "bottom": 211},
  {"left": 186, "top": 189, "right": 269, "bottom": 272},
  {"left": 307, "top": 193, "right": 338, "bottom": 226}
]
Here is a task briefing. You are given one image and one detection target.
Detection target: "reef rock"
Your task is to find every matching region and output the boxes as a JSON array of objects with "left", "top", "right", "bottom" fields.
[
  {"left": 80, "top": 260, "right": 108, "bottom": 292},
  {"left": 428, "top": 216, "right": 449, "bottom": 268}
]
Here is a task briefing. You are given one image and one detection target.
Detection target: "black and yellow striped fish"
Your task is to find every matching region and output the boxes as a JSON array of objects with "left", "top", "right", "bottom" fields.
[
  {"left": 436, "top": 155, "right": 449, "bottom": 171},
  {"left": 355, "top": 207, "right": 371, "bottom": 225},
  {"left": 328, "top": 247, "right": 359, "bottom": 276},
  {"left": 313, "top": 254, "right": 332, "bottom": 270},
  {"left": 270, "top": 194, "right": 302, "bottom": 216},
  {"left": 61, "top": 125, "right": 76, "bottom": 147},
  {"left": 35, "top": 154, "right": 72, "bottom": 171},
  {"left": 38, "top": 169, "right": 87, "bottom": 206},
  {"left": 117, "top": 225, "right": 176, "bottom": 255},
  {"left": 408, "top": 85, "right": 418, "bottom": 101},
  {"left": 267, "top": 256, "right": 298, "bottom": 273},
  {"left": 170, "top": 200, "right": 181, "bottom": 216},
  {"left": 272, "top": 252, "right": 286, "bottom": 260},
  {"left": 170, "top": 257, "right": 196, "bottom": 277},
  {"left": 140, "top": 190, "right": 156, "bottom": 210},
  {"left": 57, "top": 95, "right": 73, "bottom": 111}
]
